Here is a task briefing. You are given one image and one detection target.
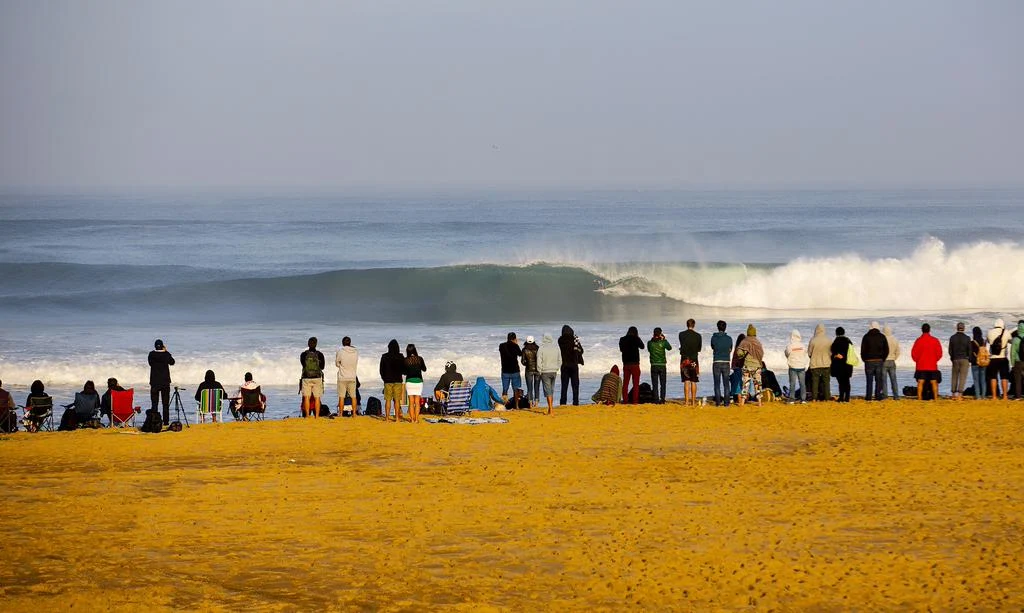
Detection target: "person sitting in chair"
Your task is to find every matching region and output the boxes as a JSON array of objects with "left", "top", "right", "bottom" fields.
[
  {"left": 195, "top": 370, "right": 227, "bottom": 422},
  {"left": 231, "top": 372, "right": 266, "bottom": 419},
  {"left": 71, "top": 380, "right": 101, "bottom": 423},
  {"left": 434, "top": 361, "right": 464, "bottom": 402},
  {"left": 0, "top": 379, "right": 17, "bottom": 433},
  {"left": 24, "top": 380, "right": 52, "bottom": 432},
  {"left": 100, "top": 377, "right": 126, "bottom": 427}
]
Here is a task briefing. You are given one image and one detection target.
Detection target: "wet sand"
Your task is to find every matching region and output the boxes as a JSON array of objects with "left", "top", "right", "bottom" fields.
[{"left": 1, "top": 399, "right": 1022, "bottom": 611}]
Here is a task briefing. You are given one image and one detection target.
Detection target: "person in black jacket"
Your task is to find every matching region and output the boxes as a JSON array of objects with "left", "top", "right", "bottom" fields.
[
  {"left": 194, "top": 370, "right": 227, "bottom": 422},
  {"left": 558, "top": 325, "right": 584, "bottom": 406},
  {"left": 948, "top": 322, "right": 972, "bottom": 401},
  {"left": 498, "top": 332, "right": 523, "bottom": 402},
  {"left": 379, "top": 339, "right": 405, "bottom": 422},
  {"left": 148, "top": 339, "right": 176, "bottom": 425},
  {"left": 831, "top": 327, "right": 853, "bottom": 403},
  {"left": 860, "top": 322, "right": 889, "bottom": 401},
  {"left": 618, "top": 326, "right": 645, "bottom": 404}
]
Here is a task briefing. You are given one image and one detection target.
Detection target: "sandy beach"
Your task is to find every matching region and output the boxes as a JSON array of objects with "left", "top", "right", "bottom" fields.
[{"left": 1, "top": 399, "right": 1022, "bottom": 611}]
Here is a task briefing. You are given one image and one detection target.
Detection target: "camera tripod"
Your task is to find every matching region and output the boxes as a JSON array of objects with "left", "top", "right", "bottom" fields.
[{"left": 171, "top": 386, "right": 191, "bottom": 428}]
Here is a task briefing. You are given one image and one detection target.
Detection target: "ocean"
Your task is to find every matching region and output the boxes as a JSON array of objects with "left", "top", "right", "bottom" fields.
[{"left": 1, "top": 188, "right": 1022, "bottom": 419}]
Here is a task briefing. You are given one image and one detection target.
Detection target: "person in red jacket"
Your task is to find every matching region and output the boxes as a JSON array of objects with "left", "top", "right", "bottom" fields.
[{"left": 911, "top": 323, "right": 943, "bottom": 401}]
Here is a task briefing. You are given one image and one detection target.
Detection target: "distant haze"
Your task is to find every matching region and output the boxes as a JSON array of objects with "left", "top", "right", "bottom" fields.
[{"left": 1, "top": 0, "right": 1021, "bottom": 188}]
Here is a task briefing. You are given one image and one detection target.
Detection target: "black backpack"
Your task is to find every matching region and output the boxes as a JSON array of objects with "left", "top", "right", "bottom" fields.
[
  {"left": 140, "top": 409, "right": 163, "bottom": 433},
  {"left": 637, "top": 382, "right": 654, "bottom": 404},
  {"left": 58, "top": 408, "right": 79, "bottom": 431},
  {"left": 990, "top": 330, "right": 1005, "bottom": 356},
  {"left": 365, "top": 396, "right": 382, "bottom": 416}
]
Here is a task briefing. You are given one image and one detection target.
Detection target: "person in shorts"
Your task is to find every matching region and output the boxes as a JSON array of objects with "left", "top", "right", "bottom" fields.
[
  {"left": 536, "top": 333, "right": 562, "bottom": 415},
  {"left": 910, "top": 323, "right": 943, "bottom": 401},
  {"left": 336, "top": 336, "right": 359, "bottom": 416},
  {"left": 300, "top": 337, "right": 326, "bottom": 418},
  {"left": 379, "top": 339, "right": 406, "bottom": 422},
  {"left": 678, "top": 319, "right": 702, "bottom": 406}
]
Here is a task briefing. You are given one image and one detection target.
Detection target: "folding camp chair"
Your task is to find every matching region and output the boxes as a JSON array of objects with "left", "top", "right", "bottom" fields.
[
  {"left": 237, "top": 387, "right": 265, "bottom": 422},
  {"left": 64, "top": 392, "right": 100, "bottom": 425},
  {"left": 197, "top": 388, "right": 225, "bottom": 424},
  {"left": 22, "top": 396, "right": 55, "bottom": 432},
  {"left": 442, "top": 380, "right": 472, "bottom": 416},
  {"left": 110, "top": 389, "right": 140, "bottom": 428}
]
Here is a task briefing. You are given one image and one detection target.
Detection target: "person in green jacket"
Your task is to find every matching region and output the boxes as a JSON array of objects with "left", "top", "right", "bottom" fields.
[{"left": 648, "top": 327, "right": 672, "bottom": 404}]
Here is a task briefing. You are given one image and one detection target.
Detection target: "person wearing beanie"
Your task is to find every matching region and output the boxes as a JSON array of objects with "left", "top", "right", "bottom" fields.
[
  {"left": 735, "top": 325, "right": 764, "bottom": 407},
  {"left": 947, "top": 323, "right": 971, "bottom": 401},
  {"left": 987, "top": 318, "right": 1013, "bottom": 399},
  {"left": 147, "top": 338, "right": 176, "bottom": 425},
  {"left": 830, "top": 327, "right": 854, "bottom": 403},
  {"left": 591, "top": 365, "right": 622, "bottom": 406},
  {"left": 911, "top": 323, "right": 943, "bottom": 401},
  {"left": 807, "top": 324, "right": 832, "bottom": 401},
  {"left": 521, "top": 336, "right": 541, "bottom": 407},
  {"left": 860, "top": 321, "right": 890, "bottom": 401},
  {"left": 618, "top": 326, "right": 645, "bottom": 404},
  {"left": 882, "top": 324, "right": 901, "bottom": 401}
]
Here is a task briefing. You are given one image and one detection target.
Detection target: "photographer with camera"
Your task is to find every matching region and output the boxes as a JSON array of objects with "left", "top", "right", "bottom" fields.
[{"left": 148, "top": 339, "right": 176, "bottom": 425}]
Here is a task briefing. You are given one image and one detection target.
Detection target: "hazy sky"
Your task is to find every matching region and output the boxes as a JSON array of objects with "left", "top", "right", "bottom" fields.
[{"left": 1, "top": 0, "right": 1021, "bottom": 188}]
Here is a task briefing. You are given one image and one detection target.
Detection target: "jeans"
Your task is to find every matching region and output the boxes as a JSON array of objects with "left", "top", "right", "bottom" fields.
[
  {"left": 560, "top": 364, "right": 579, "bottom": 405},
  {"left": 622, "top": 364, "right": 641, "bottom": 404},
  {"left": 650, "top": 365, "right": 667, "bottom": 403},
  {"left": 524, "top": 371, "right": 541, "bottom": 403},
  {"left": 951, "top": 359, "right": 969, "bottom": 395},
  {"left": 863, "top": 361, "right": 885, "bottom": 400},
  {"left": 971, "top": 364, "right": 987, "bottom": 398},
  {"left": 151, "top": 385, "right": 170, "bottom": 424},
  {"left": 712, "top": 362, "right": 731, "bottom": 406},
  {"left": 788, "top": 368, "right": 806, "bottom": 401},
  {"left": 808, "top": 368, "right": 830, "bottom": 401},
  {"left": 501, "top": 372, "right": 522, "bottom": 396},
  {"left": 884, "top": 360, "right": 899, "bottom": 400}
]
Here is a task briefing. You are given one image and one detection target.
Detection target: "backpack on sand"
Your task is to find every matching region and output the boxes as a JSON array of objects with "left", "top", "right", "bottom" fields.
[
  {"left": 365, "top": 397, "right": 382, "bottom": 416},
  {"left": 975, "top": 341, "right": 990, "bottom": 368},
  {"left": 140, "top": 409, "right": 163, "bottom": 433}
]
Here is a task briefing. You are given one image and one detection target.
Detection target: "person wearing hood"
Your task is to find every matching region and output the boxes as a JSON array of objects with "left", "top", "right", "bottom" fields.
[
  {"left": 987, "top": 318, "right": 1013, "bottom": 400},
  {"left": 618, "top": 326, "right": 645, "bottom": 404},
  {"left": 785, "top": 329, "right": 809, "bottom": 402},
  {"left": 861, "top": 322, "right": 890, "bottom": 401},
  {"left": 830, "top": 327, "right": 853, "bottom": 403},
  {"left": 948, "top": 323, "right": 971, "bottom": 401},
  {"left": 521, "top": 336, "right": 541, "bottom": 408},
  {"left": 911, "top": 323, "right": 942, "bottom": 401},
  {"left": 379, "top": 340, "right": 405, "bottom": 422},
  {"left": 648, "top": 327, "right": 672, "bottom": 404},
  {"left": 336, "top": 336, "right": 359, "bottom": 416},
  {"left": 883, "top": 324, "right": 901, "bottom": 401},
  {"left": 970, "top": 326, "right": 987, "bottom": 400},
  {"left": 558, "top": 325, "right": 584, "bottom": 406},
  {"left": 469, "top": 376, "right": 502, "bottom": 412},
  {"left": 591, "top": 365, "right": 622, "bottom": 406},
  {"left": 1010, "top": 320, "right": 1024, "bottom": 400},
  {"left": 710, "top": 321, "right": 733, "bottom": 407},
  {"left": 434, "top": 361, "right": 464, "bottom": 401},
  {"left": 735, "top": 325, "right": 764, "bottom": 407},
  {"left": 195, "top": 370, "right": 227, "bottom": 422},
  {"left": 806, "top": 324, "right": 832, "bottom": 401},
  {"left": 537, "top": 333, "right": 561, "bottom": 414}
]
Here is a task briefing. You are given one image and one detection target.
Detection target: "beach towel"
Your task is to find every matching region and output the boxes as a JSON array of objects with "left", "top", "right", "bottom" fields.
[{"left": 424, "top": 417, "right": 509, "bottom": 425}]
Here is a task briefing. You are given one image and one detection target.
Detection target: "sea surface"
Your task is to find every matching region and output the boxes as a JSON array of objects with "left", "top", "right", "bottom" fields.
[{"left": 1, "top": 188, "right": 1022, "bottom": 419}]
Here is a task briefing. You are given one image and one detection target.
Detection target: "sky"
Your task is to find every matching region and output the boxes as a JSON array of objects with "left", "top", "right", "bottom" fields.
[{"left": 0, "top": 0, "right": 1021, "bottom": 189}]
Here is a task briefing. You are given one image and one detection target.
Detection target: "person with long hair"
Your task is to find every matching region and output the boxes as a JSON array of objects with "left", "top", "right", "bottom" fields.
[
  {"left": 831, "top": 327, "right": 854, "bottom": 403},
  {"left": 404, "top": 344, "right": 427, "bottom": 423},
  {"left": 970, "top": 326, "right": 987, "bottom": 399}
]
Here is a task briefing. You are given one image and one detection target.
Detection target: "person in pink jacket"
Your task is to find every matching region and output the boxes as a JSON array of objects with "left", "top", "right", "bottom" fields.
[{"left": 911, "top": 323, "right": 943, "bottom": 401}]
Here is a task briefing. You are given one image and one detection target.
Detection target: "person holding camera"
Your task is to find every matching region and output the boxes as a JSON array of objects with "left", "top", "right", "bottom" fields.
[{"left": 148, "top": 339, "right": 175, "bottom": 425}]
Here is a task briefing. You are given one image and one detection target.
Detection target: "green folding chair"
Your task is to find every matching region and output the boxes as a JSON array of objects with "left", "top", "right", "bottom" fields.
[{"left": 196, "top": 388, "right": 225, "bottom": 424}]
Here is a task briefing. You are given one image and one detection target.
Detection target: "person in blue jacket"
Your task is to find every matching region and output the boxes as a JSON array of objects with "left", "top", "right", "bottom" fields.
[{"left": 469, "top": 377, "right": 503, "bottom": 412}]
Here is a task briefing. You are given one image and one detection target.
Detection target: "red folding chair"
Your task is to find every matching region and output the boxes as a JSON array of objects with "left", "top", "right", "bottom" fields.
[{"left": 110, "top": 388, "right": 140, "bottom": 428}]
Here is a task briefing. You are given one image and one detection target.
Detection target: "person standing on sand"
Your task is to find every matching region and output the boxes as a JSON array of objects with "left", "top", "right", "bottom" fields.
[
  {"left": 558, "top": 325, "right": 584, "bottom": 406},
  {"left": 148, "top": 339, "right": 175, "bottom": 426},
  {"left": 883, "top": 324, "right": 901, "bottom": 401},
  {"left": 710, "top": 321, "right": 733, "bottom": 407},
  {"left": 860, "top": 322, "right": 889, "bottom": 401},
  {"left": 807, "top": 324, "right": 831, "bottom": 402},
  {"left": 379, "top": 340, "right": 405, "bottom": 422},
  {"left": 498, "top": 332, "right": 523, "bottom": 403},
  {"left": 647, "top": 327, "right": 671, "bottom": 404},
  {"left": 730, "top": 332, "right": 746, "bottom": 402},
  {"left": 948, "top": 323, "right": 971, "bottom": 401},
  {"left": 618, "top": 326, "right": 645, "bottom": 404},
  {"left": 911, "top": 323, "right": 942, "bottom": 401},
  {"left": 987, "top": 319, "right": 1013, "bottom": 400},
  {"left": 336, "top": 336, "right": 359, "bottom": 416},
  {"left": 970, "top": 326, "right": 988, "bottom": 400},
  {"left": 735, "top": 325, "right": 764, "bottom": 407},
  {"left": 299, "top": 337, "right": 326, "bottom": 419},
  {"left": 678, "top": 319, "right": 702, "bottom": 407},
  {"left": 830, "top": 327, "right": 854, "bottom": 403},
  {"left": 537, "top": 333, "right": 561, "bottom": 414},
  {"left": 521, "top": 336, "right": 541, "bottom": 407},
  {"left": 1010, "top": 320, "right": 1024, "bottom": 400},
  {"left": 404, "top": 344, "right": 427, "bottom": 423},
  {"left": 785, "top": 329, "right": 809, "bottom": 403}
]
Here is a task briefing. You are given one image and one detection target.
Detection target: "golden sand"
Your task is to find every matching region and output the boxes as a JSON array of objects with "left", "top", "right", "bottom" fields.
[{"left": 1, "top": 399, "right": 1022, "bottom": 611}]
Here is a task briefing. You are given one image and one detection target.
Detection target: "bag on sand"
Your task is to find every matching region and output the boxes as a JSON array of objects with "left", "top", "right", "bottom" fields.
[
  {"left": 365, "top": 397, "right": 382, "bottom": 416},
  {"left": 58, "top": 408, "right": 79, "bottom": 431},
  {"left": 975, "top": 341, "right": 990, "bottom": 368},
  {"left": 140, "top": 409, "right": 162, "bottom": 433},
  {"left": 637, "top": 382, "right": 654, "bottom": 404}
]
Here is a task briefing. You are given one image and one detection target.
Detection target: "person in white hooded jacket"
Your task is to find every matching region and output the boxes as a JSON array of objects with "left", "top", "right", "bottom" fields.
[
  {"left": 806, "top": 324, "right": 832, "bottom": 401},
  {"left": 987, "top": 319, "right": 1013, "bottom": 399},
  {"left": 536, "top": 333, "right": 562, "bottom": 415},
  {"left": 785, "top": 329, "right": 809, "bottom": 402},
  {"left": 335, "top": 336, "right": 360, "bottom": 415}
]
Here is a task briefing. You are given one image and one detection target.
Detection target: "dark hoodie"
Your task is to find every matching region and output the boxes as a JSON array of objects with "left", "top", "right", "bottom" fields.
[
  {"left": 434, "top": 362, "right": 464, "bottom": 394},
  {"left": 860, "top": 327, "right": 889, "bottom": 362},
  {"left": 618, "top": 328, "right": 645, "bottom": 365},
  {"left": 379, "top": 340, "right": 406, "bottom": 384},
  {"left": 194, "top": 370, "right": 226, "bottom": 402},
  {"left": 558, "top": 325, "right": 584, "bottom": 366}
]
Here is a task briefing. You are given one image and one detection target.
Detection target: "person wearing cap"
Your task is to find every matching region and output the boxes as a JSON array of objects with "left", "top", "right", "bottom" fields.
[
  {"left": 148, "top": 339, "right": 176, "bottom": 425},
  {"left": 618, "top": 326, "right": 645, "bottom": 404},
  {"left": 735, "top": 325, "right": 764, "bottom": 407},
  {"left": 521, "top": 335, "right": 541, "bottom": 408},
  {"left": 860, "top": 321, "right": 889, "bottom": 401},
  {"left": 911, "top": 323, "right": 943, "bottom": 401},
  {"left": 948, "top": 322, "right": 971, "bottom": 401}
]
